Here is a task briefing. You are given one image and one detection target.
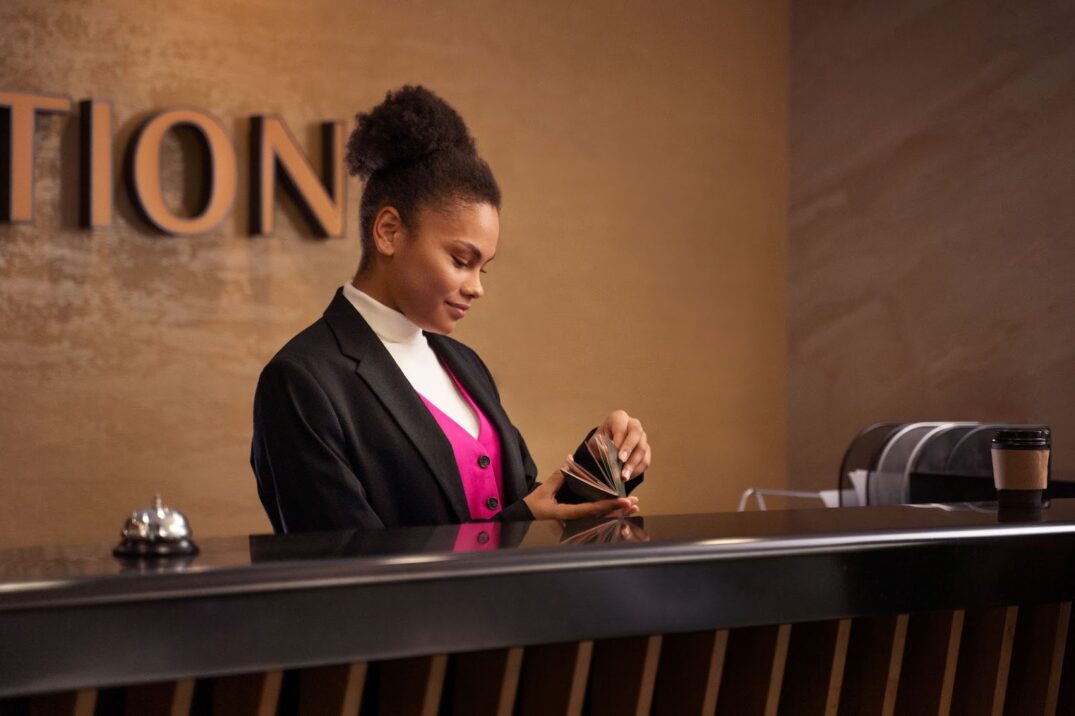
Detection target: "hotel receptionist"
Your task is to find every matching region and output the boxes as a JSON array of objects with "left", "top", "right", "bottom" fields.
[{"left": 250, "top": 85, "right": 650, "bottom": 533}]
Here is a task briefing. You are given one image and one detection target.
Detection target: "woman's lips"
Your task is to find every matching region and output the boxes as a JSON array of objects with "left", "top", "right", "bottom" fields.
[{"left": 446, "top": 301, "right": 469, "bottom": 318}]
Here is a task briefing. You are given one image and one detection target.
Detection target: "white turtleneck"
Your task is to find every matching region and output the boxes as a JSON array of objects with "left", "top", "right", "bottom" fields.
[{"left": 341, "top": 282, "right": 480, "bottom": 438}]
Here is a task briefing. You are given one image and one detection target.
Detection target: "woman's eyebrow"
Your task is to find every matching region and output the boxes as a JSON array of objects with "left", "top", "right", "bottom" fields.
[{"left": 455, "top": 241, "right": 495, "bottom": 262}]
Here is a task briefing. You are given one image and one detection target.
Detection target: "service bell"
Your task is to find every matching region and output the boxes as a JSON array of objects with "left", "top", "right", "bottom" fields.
[{"left": 113, "top": 494, "right": 199, "bottom": 558}]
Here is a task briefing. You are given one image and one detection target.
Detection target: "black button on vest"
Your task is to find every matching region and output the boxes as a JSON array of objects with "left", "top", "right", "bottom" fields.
[
  {"left": 477, "top": 531, "right": 490, "bottom": 544},
  {"left": 477, "top": 455, "right": 491, "bottom": 468},
  {"left": 485, "top": 497, "right": 499, "bottom": 510}
]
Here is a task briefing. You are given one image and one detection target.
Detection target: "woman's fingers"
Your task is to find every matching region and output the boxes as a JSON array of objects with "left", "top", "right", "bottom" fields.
[
  {"left": 602, "top": 500, "right": 637, "bottom": 517},
  {"left": 600, "top": 412, "right": 649, "bottom": 479},
  {"left": 617, "top": 423, "right": 645, "bottom": 477},
  {"left": 600, "top": 410, "right": 630, "bottom": 448},
  {"left": 557, "top": 497, "right": 632, "bottom": 521},
  {"left": 545, "top": 459, "right": 570, "bottom": 490},
  {"left": 617, "top": 420, "right": 642, "bottom": 460},
  {"left": 622, "top": 434, "right": 650, "bottom": 480},
  {"left": 524, "top": 457, "right": 575, "bottom": 519}
]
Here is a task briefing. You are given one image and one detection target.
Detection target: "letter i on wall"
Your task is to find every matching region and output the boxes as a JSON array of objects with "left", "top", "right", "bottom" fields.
[{"left": 80, "top": 99, "right": 113, "bottom": 228}]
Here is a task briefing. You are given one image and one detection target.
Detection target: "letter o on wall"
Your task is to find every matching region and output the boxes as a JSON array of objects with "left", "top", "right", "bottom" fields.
[{"left": 130, "top": 108, "right": 237, "bottom": 235}]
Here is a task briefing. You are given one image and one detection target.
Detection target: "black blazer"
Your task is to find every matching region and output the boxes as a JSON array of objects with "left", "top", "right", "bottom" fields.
[{"left": 251, "top": 288, "right": 643, "bottom": 533}]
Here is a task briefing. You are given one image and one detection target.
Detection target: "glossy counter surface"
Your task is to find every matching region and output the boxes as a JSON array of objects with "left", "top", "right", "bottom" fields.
[{"left": 3, "top": 501, "right": 1075, "bottom": 697}]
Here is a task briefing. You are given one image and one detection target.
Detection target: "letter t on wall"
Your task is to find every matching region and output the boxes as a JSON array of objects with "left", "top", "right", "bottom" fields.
[{"left": 0, "top": 91, "right": 73, "bottom": 223}]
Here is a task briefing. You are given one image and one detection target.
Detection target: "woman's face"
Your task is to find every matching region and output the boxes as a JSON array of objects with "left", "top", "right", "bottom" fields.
[{"left": 388, "top": 201, "right": 500, "bottom": 335}]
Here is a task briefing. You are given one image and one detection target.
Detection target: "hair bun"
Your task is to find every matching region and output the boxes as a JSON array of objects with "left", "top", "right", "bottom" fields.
[{"left": 345, "top": 85, "right": 477, "bottom": 180}]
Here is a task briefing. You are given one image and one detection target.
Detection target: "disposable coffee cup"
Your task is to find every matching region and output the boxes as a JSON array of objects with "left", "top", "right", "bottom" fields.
[{"left": 991, "top": 426, "right": 1050, "bottom": 512}]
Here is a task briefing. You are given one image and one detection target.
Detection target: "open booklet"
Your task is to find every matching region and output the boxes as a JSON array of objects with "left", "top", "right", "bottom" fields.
[{"left": 560, "top": 431, "right": 630, "bottom": 502}]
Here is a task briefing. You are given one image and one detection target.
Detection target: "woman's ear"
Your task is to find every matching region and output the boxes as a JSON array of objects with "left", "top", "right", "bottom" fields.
[{"left": 372, "top": 206, "right": 406, "bottom": 257}]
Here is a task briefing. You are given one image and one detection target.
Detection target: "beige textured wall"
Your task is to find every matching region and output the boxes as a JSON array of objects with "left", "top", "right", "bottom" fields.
[
  {"left": 789, "top": 1, "right": 1075, "bottom": 488},
  {"left": 0, "top": 1, "right": 789, "bottom": 547}
]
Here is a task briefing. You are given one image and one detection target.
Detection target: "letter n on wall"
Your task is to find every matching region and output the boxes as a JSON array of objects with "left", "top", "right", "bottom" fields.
[{"left": 250, "top": 116, "right": 345, "bottom": 238}]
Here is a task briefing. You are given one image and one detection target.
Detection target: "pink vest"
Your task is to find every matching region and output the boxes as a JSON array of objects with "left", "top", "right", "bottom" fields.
[{"left": 417, "top": 364, "right": 505, "bottom": 524}]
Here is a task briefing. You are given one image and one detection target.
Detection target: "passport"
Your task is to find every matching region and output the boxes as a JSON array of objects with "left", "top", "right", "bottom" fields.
[{"left": 560, "top": 431, "right": 632, "bottom": 502}]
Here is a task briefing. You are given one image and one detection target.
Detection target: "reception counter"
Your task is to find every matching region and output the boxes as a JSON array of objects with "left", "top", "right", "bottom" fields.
[{"left": 3, "top": 502, "right": 1075, "bottom": 715}]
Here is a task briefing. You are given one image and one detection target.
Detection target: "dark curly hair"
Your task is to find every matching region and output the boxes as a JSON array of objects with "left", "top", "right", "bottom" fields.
[{"left": 345, "top": 85, "right": 501, "bottom": 273}]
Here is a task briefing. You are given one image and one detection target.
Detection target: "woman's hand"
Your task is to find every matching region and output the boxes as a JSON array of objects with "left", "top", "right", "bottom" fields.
[
  {"left": 523, "top": 456, "right": 640, "bottom": 521},
  {"left": 597, "top": 410, "right": 651, "bottom": 481}
]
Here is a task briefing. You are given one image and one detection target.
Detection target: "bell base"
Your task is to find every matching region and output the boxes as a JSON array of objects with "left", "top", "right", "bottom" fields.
[{"left": 113, "top": 537, "right": 199, "bottom": 558}]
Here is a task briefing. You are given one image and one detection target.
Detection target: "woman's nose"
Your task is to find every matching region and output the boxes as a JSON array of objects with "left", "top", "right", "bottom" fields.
[{"left": 462, "top": 274, "right": 484, "bottom": 299}]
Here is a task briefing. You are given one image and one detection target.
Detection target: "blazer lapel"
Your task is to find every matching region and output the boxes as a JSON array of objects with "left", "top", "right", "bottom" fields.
[
  {"left": 322, "top": 288, "right": 470, "bottom": 522},
  {"left": 426, "top": 333, "right": 529, "bottom": 507}
]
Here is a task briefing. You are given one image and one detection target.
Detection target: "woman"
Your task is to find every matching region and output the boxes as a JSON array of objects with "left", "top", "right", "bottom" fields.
[{"left": 251, "top": 85, "right": 651, "bottom": 532}]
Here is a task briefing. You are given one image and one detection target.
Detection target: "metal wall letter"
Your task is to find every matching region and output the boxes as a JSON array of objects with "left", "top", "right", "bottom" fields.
[
  {"left": 0, "top": 91, "right": 73, "bottom": 223},
  {"left": 250, "top": 116, "right": 345, "bottom": 238},
  {"left": 79, "top": 99, "right": 113, "bottom": 228},
  {"left": 129, "top": 108, "right": 237, "bottom": 236}
]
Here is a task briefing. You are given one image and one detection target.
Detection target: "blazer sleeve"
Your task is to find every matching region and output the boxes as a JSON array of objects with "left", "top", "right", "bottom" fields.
[
  {"left": 251, "top": 357, "right": 386, "bottom": 532},
  {"left": 494, "top": 420, "right": 539, "bottom": 522}
]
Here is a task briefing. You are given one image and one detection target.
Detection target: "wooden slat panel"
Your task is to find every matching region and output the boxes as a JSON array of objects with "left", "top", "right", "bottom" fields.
[
  {"left": 765, "top": 624, "right": 792, "bottom": 716},
  {"left": 838, "top": 613, "right": 907, "bottom": 716},
  {"left": 27, "top": 689, "right": 96, "bottom": 716},
  {"left": 1054, "top": 604, "right": 1075, "bottom": 715},
  {"left": 1045, "top": 604, "right": 1072, "bottom": 716},
  {"left": 211, "top": 671, "right": 282, "bottom": 716},
  {"left": 589, "top": 635, "right": 662, "bottom": 716},
  {"left": 451, "top": 647, "right": 523, "bottom": 716},
  {"left": 377, "top": 655, "right": 448, "bottom": 716},
  {"left": 1005, "top": 602, "right": 1071, "bottom": 716},
  {"left": 825, "top": 618, "right": 852, "bottom": 715},
  {"left": 893, "top": 610, "right": 964, "bottom": 715},
  {"left": 951, "top": 606, "right": 1018, "bottom": 716},
  {"left": 517, "top": 641, "right": 593, "bottom": 716},
  {"left": 882, "top": 614, "right": 909, "bottom": 716},
  {"left": 714, "top": 623, "right": 790, "bottom": 716},
  {"left": 652, "top": 629, "right": 728, "bottom": 716},
  {"left": 124, "top": 679, "right": 194, "bottom": 716},
  {"left": 938, "top": 610, "right": 965, "bottom": 715},
  {"left": 777, "top": 619, "right": 849, "bottom": 716},
  {"left": 298, "top": 663, "right": 366, "bottom": 716}
]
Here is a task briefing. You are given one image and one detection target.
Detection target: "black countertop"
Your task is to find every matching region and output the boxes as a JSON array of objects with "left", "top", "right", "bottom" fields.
[
  {"left": 2, "top": 501, "right": 1074, "bottom": 610},
  {"left": 2, "top": 501, "right": 1075, "bottom": 696}
]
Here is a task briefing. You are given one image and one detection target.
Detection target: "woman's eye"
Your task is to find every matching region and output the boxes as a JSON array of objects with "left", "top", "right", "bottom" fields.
[{"left": 451, "top": 257, "right": 467, "bottom": 268}]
